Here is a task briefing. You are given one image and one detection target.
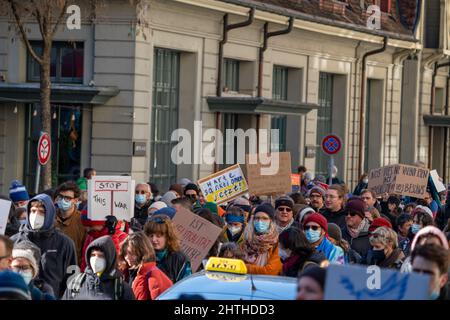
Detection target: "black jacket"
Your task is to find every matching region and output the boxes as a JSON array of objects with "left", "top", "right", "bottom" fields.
[
  {"left": 134, "top": 200, "right": 153, "bottom": 226},
  {"left": 157, "top": 250, "right": 191, "bottom": 283},
  {"left": 63, "top": 236, "right": 134, "bottom": 300},
  {"left": 321, "top": 208, "right": 347, "bottom": 230},
  {"left": 281, "top": 251, "right": 326, "bottom": 277},
  {"left": 342, "top": 225, "right": 371, "bottom": 262},
  {"left": 11, "top": 194, "right": 77, "bottom": 298}
]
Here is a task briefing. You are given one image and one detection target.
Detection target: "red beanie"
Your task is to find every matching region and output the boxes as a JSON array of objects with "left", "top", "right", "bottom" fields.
[
  {"left": 303, "top": 213, "right": 328, "bottom": 235},
  {"left": 369, "top": 217, "right": 392, "bottom": 233}
]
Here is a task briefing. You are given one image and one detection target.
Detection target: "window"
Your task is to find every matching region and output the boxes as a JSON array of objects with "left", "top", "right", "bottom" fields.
[
  {"left": 24, "top": 104, "right": 82, "bottom": 190},
  {"left": 271, "top": 65, "right": 288, "bottom": 152},
  {"left": 27, "top": 41, "right": 84, "bottom": 83},
  {"left": 424, "top": 0, "right": 441, "bottom": 49},
  {"left": 364, "top": 79, "right": 372, "bottom": 173},
  {"left": 316, "top": 73, "right": 333, "bottom": 176},
  {"left": 150, "top": 48, "right": 180, "bottom": 191},
  {"left": 434, "top": 87, "right": 444, "bottom": 114},
  {"left": 222, "top": 59, "right": 239, "bottom": 92}
]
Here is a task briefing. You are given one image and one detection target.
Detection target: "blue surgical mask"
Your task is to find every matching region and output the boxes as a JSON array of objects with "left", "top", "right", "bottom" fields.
[
  {"left": 430, "top": 290, "right": 440, "bottom": 300},
  {"left": 254, "top": 220, "right": 270, "bottom": 234},
  {"left": 135, "top": 194, "right": 146, "bottom": 205},
  {"left": 278, "top": 247, "right": 292, "bottom": 261},
  {"left": 305, "top": 229, "right": 321, "bottom": 243},
  {"left": 19, "top": 219, "right": 27, "bottom": 226},
  {"left": 57, "top": 198, "right": 72, "bottom": 212},
  {"left": 411, "top": 223, "right": 421, "bottom": 234}
]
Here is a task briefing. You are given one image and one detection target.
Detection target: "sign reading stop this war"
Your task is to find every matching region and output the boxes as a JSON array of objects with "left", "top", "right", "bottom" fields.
[
  {"left": 172, "top": 207, "right": 222, "bottom": 272},
  {"left": 368, "top": 164, "right": 429, "bottom": 199}
]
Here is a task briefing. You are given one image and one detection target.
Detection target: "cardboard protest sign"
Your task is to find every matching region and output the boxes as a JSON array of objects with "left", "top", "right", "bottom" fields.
[
  {"left": 430, "top": 170, "right": 446, "bottom": 193},
  {"left": 291, "top": 173, "right": 300, "bottom": 193},
  {"left": 368, "top": 164, "right": 429, "bottom": 199},
  {"left": 324, "top": 264, "right": 430, "bottom": 300},
  {"left": 197, "top": 164, "right": 248, "bottom": 205},
  {"left": 0, "top": 199, "right": 12, "bottom": 235},
  {"left": 88, "top": 176, "right": 135, "bottom": 221},
  {"left": 245, "top": 152, "right": 292, "bottom": 196},
  {"left": 172, "top": 207, "right": 223, "bottom": 272}
]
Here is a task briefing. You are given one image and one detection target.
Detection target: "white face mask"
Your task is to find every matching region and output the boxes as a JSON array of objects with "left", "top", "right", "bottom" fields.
[
  {"left": 228, "top": 225, "right": 242, "bottom": 236},
  {"left": 363, "top": 178, "right": 369, "bottom": 184},
  {"left": 18, "top": 270, "right": 33, "bottom": 285},
  {"left": 90, "top": 256, "right": 106, "bottom": 274},
  {"left": 29, "top": 213, "right": 45, "bottom": 230}
]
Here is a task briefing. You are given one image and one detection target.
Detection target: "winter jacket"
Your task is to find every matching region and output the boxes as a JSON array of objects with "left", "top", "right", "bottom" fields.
[
  {"left": 281, "top": 251, "right": 326, "bottom": 277},
  {"left": 435, "top": 203, "right": 450, "bottom": 231},
  {"left": 156, "top": 249, "right": 192, "bottom": 283},
  {"left": 353, "top": 182, "right": 368, "bottom": 196},
  {"left": 11, "top": 194, "right": 77, "bottom": 298},
  {"left": 315, "top": 237, "right": 345, "bottom": 264},
  {"left": 63, "top": 236, "right": 134, "bottom": 300},
  {"left": 29, "top": 283, "right": 55, "bottom": 300},
  {"left": 222, "top": 227, "right": 245, "bottom": 245},
  {"left": 342, "top": 225, "right": 371, "bottom": 262},
  {"left": 365, "top": 248, "right": 405, "bottom": 269},
  {"left": 245, "top": 245, "right": 282, "bottom": 276},
  {"left": 321, "top": 208, "right": 347, "bottom": 230},
  {"left": 134, "top": 201, "right": 153, "bottom": 226},
  {"left": 131, "top": 262, "right": 173, "bottom": 300},
  {"left": 55, "top": 209, "right": 86, "bottom": 265}
]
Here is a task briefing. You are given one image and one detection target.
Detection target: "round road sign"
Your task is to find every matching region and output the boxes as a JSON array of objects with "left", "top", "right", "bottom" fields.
[
  {"left": 37, "top": 132, "right": 51, "bottom": 165},
  {"left": 321, "top": 134, "right": 342, "bottom": 155}
]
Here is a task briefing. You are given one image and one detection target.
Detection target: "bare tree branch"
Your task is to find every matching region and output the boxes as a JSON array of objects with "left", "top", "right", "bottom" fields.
[
  {"left": 52, "top": 0, "right": 69, "bottom": 37},
  {"left": 29, "top": 0, "right": 46, "bottom": 40}
]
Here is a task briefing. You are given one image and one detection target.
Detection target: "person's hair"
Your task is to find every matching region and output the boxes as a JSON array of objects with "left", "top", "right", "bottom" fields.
[
  {"left": 358, "top": 173, "right": 368, "bottom": 183},
  {"left": 279, "top": 228, "right": 313, "bottom": 257},
  {"left": 144, "top": 215, "right": 180, "bottom": 252},
  {"left": 289, "top": 192, "right": 306, "bottom": 205},
  {"left": 360, "top": 189, "right": 376, "bottom": 199},
  {"left": 0, "top": 235, "right": 13, "bottom": 256},
  {"left": 29, "top": 200, "right": 45, "bottom": 210},
  {"left": 396, "top": 213, "right": 413, "bottom": 228},
  {"left": 414, "top": 211, "right": 434, "bottom": 227},
  {"left": 83, "top": 168, "right": 95, "bottom": 178},
  {"left": 169, "top": 184, "right": 184, "bottom": 196},
  {"left": 136, "top": 183, "right": 151, "bottom": 193},
  {"left": 197, "top": 209, "right": 224, "bottom": 228},
  {"left": 55, "top": 181, "right": 81, "bottom": 199},
  {"left": 411, "top": 244, "right": 450, "bottom": 275},
  {"left": 171, "top": 198, "right": 192, "bottom": 210},
  {"left": 328, "top": 184, "right": 347, "bottom": 205},
  {"left": 120, "top": 232, "right": 155, "bottom": 265},
  {"left": 14, "top": 207, "right": 27, "bottom": 220},
  {"left": 373, "top": 226, "right": 398, "bottom": 249},
  {"left": 218, "top": 242, "right": 243, "bottom": 259},
  {"left": 297, "top": 166, "right": 307, "bottom": 174},
  {"left": 225, "top": 206, "right": 246, "bottom": 218}
]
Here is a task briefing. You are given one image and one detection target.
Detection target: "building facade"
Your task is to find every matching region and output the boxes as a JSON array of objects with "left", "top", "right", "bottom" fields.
[{"left": 0, "top": 0, "right": 449, "bottom": 194}]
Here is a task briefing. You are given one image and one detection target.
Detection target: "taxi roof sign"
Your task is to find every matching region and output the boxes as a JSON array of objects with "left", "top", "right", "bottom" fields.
[{"left": 205, "top": 257, "right": 247, "bottom": 275}]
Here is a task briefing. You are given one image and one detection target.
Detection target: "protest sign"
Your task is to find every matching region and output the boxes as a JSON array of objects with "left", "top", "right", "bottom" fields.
[
  {"left": 245, "top": 152, "right": 292, "bottom": 196},
  {"left": 324, "top": 264, "right": 430, "bottom": 300},
  {"left": 291, "top": 173, "right": 300, "bottom": 193},
  {"left": 430, "top": 170, "right": 446, "bottom": 193},
  {"left": 172, "top": 207, "right": 222, "bottom": 272},
  {"left": 197, "top": 164, "right": 248, "bottom": 204},
  {"left": 0, "top": 199, "right": 12, "bottom": 235},
  {"left": 368, "top": 164, "right": 429, "bottom": 199},
  {"left": 88, "top": 176, "right": 135, "bottom": 221}
]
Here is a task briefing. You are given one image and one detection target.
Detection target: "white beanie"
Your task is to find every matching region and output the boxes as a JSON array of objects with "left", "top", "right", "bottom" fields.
[
  {"left": 298, "top": 207, "right": 316, "bottom": 223},
  {"left": 149, "top": 201, "right": 167, "bottom": 211},
  {"left": 12, "top": 249, "right": 39, "bottom": 277},
  {"left": 414, "top": 205, "right": 433, "bottom": 219}
]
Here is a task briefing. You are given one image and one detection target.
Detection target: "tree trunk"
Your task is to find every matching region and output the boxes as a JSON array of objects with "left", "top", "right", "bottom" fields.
[{"left": 40, "top": 38, "right": 52, "bottom": 191}]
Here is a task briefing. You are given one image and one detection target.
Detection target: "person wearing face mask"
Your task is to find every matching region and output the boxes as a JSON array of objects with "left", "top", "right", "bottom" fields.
[
  {"left": 240, "top": 204, "right": 282, "bottom": 275},
  {"left": 54, "top": 181, "right": 86, "bottom": 266},
  {"left": 9, "top": 180, "right": 30, "bottom": 210},
  {"left": 134, "top": 183, "right": 154, "bottom": 226},
  {"left": 64, "top": 235, "right": 135, "bottom": 300},
  {"left": 411, "top": 244, "right": 449, "bottom": 300},
  {"left": 222, "top": 206, "right": 246, "bottom": 245},
  {"left": 400, "top": 207, "right": 435, "bottom": 257},
  {"left": 11, "top": 244, "right": 55, "bottom": 300},
  {"left": 365, "top": 226, "right": 405, "bottom": 269},
  {"left": 353, "top": 174, "right": 369, "bottom": 196},
  {"left": 10, "top": 194, "right": 77, "bottom": 298},
  {"left": 279, "top": 227, "right": 326, "bottom": 277},
  {"left": 302, "top": 213, "right": 344, "bottom": 264}
]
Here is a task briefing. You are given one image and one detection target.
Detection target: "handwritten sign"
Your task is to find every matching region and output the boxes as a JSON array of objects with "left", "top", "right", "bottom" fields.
[
  {"left": 197, "top": 164, "right": 248, "bottom": 205},
  {"left": 0, "top": 199, "right": 12, "bottom": 235},
  {"left": 291, "top": 173, "right": 300, "bottom": 193},
  {"left": 245, "top": 152, "right": 292, "bottom": 196},
  {"left": 430, "top": 170, "right": 446, "bottom": 193},
  {"left": 368, "top": 164, "right": 429, "bottom": 199},
  {"left": 324, "top": 264, "right": 430, "bottom": 300},
  {"left": 172, "top": 207, "right": 222, "bottom": 272},
  {"left": 88, "top": 176, "right": 135, "bottom": 221}
]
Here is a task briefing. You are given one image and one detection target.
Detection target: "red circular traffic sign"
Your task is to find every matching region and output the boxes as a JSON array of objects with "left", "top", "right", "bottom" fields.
[
  {"left": 37, "top": 133, "right": 51, "bottom": 165},
  {"left": 321, "top": 134, "right": 342, "bottom": 155}
]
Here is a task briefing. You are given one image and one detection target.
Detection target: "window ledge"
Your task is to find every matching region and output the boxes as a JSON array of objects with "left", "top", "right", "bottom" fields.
[{"left": 423, "top": 114, "right": 450, "bottom": 127}]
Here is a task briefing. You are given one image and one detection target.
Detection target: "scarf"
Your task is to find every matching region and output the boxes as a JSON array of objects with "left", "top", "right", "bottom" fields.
[
  {"left": 241, "top": 221, "right": 278, "bottom": 267},
  {"left": 276, "top": 218, "right": 294, "bottom": 234},
  {"left": 282, "top": 254, "right": 302, "bottom": 275},
  {"left": 347, "top": 218, "right": 370, "bottom": 239}
]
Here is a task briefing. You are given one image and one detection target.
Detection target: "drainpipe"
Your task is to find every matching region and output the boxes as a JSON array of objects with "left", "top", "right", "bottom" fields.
[
  {"left": 358, "top": 36, "right": 388, "bottom": 177},
  {"left": 214, "top": 8, "right": 254, "bottom": 171},
  {"left": 443, "top": 67, "right": 450, "bottom": 179},
  {"left": 257, "top": 17, "right": 294, "bottom": 151}
]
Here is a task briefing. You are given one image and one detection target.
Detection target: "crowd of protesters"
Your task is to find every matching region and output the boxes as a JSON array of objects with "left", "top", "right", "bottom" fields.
[{"left": 0, "top": 164, "right": 449, "bottom": 300}]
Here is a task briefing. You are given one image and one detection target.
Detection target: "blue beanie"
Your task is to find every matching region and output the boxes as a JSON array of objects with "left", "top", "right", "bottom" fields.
[
  {"left": 9, "top": 180, "right": 29, "bottom": 203},
  {"left": 0, "top": 270, "right": 31, "bottom": 300},
  {"left": 153, "top": 207, "right": 176, "bottom": 220}
]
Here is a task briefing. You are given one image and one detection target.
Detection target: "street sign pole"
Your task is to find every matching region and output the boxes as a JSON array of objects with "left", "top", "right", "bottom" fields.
[
  {"left": 34, "top": 159, "right": 41, "bottom": 194},
  {"left": 328, "top": 155, "right": 334, "bottom": 186}
]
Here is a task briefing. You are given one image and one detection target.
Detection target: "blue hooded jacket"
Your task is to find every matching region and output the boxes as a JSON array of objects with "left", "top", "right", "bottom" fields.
[{"left": 11, "top": 194, "right": 77, "bottom": 298}]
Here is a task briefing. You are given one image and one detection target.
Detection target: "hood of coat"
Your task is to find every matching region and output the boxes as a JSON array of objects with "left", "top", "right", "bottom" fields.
[
  {"left": 26, "top": 194, "right": 56, "bottom": 232},
  {"left": 85, "top": 235, "right": 117, "bottom": 276}
]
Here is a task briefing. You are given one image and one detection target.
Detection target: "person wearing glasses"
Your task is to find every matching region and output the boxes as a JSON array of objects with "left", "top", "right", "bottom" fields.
[
  {"left": 274, "top": 196, "right": 299, "bottom": 234},
  {"left": 302, "top": 213, "right": 344, "bottom": 264},
  {"left": 54, "top": 181, "right": 86, "bottom": 266},
  {"left": 341, "top": 197, "right": 371, "bottom": 261},
  {"left": 241, "top": 204, "right": 282, "bottom": 275},
  {"left": 0, "top": 235, "right": 13, "bottom": 272},
  {"left": 321, "top": 184, "right": 347, "bottom": 230},
  {"left": 306, "top": 186, "right": 326, "bottom": 213},
  {"left": 411, "top": 244, "right": 449, "bottom": 300},
  {"left": 144, "top": 215, "right": 191, "bottom": 283},
  {"left": 365, "top": 226, "right": 405, "bottom": 269},
  {"left": 134, "top": 183, "right": 154, "bottom": 226}
]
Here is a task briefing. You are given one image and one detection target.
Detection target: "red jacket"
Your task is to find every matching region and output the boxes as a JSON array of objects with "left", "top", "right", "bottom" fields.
[{"left": 132, "top": 262, "right": 173, "bottom": 300}]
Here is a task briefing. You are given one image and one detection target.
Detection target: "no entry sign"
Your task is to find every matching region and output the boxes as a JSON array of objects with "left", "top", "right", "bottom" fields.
[
  {"left": 321, "top": 134, "right": 342, "bottom": 155},
  {"left": 37, "top": 132, "right": 51, "bottom": 165}
]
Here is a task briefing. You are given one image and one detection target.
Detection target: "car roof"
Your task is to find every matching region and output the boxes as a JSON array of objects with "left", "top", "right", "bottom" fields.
[{"left": 157, "top": 270, "right": 297, "bottom": 300}]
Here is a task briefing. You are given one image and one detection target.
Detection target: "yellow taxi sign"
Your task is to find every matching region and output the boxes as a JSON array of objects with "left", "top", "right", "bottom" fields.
[{"left": 205, "top": 257, "right": 247, "bottom": 275}]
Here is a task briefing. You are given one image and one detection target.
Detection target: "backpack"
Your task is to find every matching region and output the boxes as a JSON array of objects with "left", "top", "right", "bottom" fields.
[{"left": 69, "top": 272, "right": 124, "bottom": 300}]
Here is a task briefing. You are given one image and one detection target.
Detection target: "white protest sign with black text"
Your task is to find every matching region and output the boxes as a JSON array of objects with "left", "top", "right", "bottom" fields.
[
  {"left": 0, "top": 199, "right": 12, "bottom": 235},
  {"left": 88, "top": 176, "right": 135, "bottom": 221}
]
